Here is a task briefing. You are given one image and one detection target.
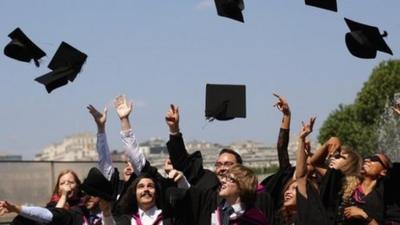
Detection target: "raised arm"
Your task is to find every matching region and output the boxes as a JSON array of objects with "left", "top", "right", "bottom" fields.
[
  {"left": 296, "top": 117, "right": 316, "bottom": 197},
  {"left": 0, "top": 201, "right": 53, "bottom": 224},
  {"left": 308, "top": 137, "right": 341, "bottom": 168},
  {"left": 114, "top": 95, "right": 145, "bottom": 176},
  {"left": 87, "top": 104, "right": 114, "bottom": 180},
  {"left": 273, "top": 93, "right": 291, "bottom": 169},
  {"left": 165, "top": 104, "right": 190, "bottom": 170}
]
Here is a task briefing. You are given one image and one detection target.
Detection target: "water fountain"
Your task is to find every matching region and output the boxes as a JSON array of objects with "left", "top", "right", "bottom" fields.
[{"left": 377, "top": 92, "right": 400, "bottom": 162}]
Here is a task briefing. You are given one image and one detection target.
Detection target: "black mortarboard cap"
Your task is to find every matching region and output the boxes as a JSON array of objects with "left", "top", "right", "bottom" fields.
[
  {"left": 35, "top": 42, "right": 87, "bottom": 93},
  {"left": 205, "top": 84, "right": 246, "bottom": 121},
  {"left": 344, "top": 18, "right": 393, "bottom": 59},
  {"left": 4, "top": 28, "right": 46, "bottom": 67},
  {"left": 305, "top": 0, "right": 337, "bottom": 12},
  {"left": 214, "top": 0, "right": 245, "bottom": 23},
  {"left": 81, "top": 167, "right": 114, "bottom": 201}
]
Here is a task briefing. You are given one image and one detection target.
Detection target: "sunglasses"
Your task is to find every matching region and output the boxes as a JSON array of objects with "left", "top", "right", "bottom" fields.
[
  {"left": 333, "top": 151, "right": 347, "bottom": 160},
  {"left": 364, "top": 155, "right": 388, "bottom": 169}
]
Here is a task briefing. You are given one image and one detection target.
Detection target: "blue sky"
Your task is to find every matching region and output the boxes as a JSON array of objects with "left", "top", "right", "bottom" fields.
[{"left": 0, "top": 0, "right": 399, "bottom": 159}]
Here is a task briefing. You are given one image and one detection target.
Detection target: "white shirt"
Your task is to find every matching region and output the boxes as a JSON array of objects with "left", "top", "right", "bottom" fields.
[
  {"left": 120, "top": 129, "right": 145, "bottom": 176},
  {"left": 132, "top": 206, "right": 163, "bottom": 225}
]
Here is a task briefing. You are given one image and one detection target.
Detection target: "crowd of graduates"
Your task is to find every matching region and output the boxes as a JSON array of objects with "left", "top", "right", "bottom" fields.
[{"left": 1, "top": 94, "right": 399, "bottom": 225}]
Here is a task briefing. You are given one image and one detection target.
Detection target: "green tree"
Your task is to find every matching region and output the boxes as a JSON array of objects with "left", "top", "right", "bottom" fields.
[{"left": 318, "top": 60, "right": 400, "bottom": 156}]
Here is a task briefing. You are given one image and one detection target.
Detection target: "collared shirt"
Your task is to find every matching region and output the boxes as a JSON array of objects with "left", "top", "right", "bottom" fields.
[
  {"left": 225, "top": 202, "right": 245, "bottom": 219},
  {"left": 211, "top": 202, "right": 245, "bottom": 225},
  {"left": 131, "top": 206, "right": 163, "bottom": 225}
]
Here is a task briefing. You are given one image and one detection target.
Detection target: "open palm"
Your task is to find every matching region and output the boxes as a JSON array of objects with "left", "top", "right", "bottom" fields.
[
  {"left": 114, "top": 95, "right": 133, "bottom": 119},
  {"left": 87, "top": 105, "right": 107, "bottom": 126}
]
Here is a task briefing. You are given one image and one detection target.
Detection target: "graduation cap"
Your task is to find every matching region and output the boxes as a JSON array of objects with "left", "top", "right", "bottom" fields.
[
  {"left": 344, "top": 18, "right": 393, "bottom": 59},
  {"left": 4, "top": 27, "right": 46, "bottom": 67},
  {"left": 304, "top": 0, "right": 337, "bottom": 12},
  {"left": 214, "top": 0, "right": 245, "bottom": 23},
  {"left": 205, "top": 84, "right": 246, "bottom": 121},
  {"left": 35, "top": 42, "right": 87, "bottom": 93},
  {"left": 81, "top": 167, "right": 114, "bottom": 201}
]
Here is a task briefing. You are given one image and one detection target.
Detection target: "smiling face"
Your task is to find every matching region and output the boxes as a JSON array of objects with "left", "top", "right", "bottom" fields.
[
  {"left": 135, "top": 178, "right": 156, "bottom": 211},
  {"left": 361, "top": 154, "right": 389, "bottom": 178},
  {"left": 218, "top": 173, "right": 240, "bottom": 201},
  {"left": 283, "top": 181, "right": 297, "bottom": 210}
]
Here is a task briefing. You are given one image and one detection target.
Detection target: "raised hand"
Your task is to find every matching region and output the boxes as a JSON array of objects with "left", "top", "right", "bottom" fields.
[
  {"left": 87, "top": 105, "right": 107, "bottom": 133},
  {"left": 165, "top": 104, "right": 179, "bottom": 133},
  {"left": 393, "top": 103, "right": 400, "bottom": 116},
  {"left": 114, "top": 95, "right": 133, "bottom": 120},
  {"left": 164, "top": 158, "right": 174, "bottom": 175},
  {"left": 326, "top": 137, "right": 341, "bottom": 156},
  {"left": 167, "top": 169, "right": 184, "bottom": 182},
  {"left": 300, "top": 117, "right": 316, "bottom": 139},
  {"left": 273, "top": 93, "right": 290, "bottom": 115}
]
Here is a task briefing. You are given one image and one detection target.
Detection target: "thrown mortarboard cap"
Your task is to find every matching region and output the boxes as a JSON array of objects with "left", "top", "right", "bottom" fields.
[
  {"left": 35, "top": 42, "right": 87, "bottom": 93},
  {"left": 214, "top": 0, "right": 245, "bottom": 23},
  {"left": 344, "top": 18, "right": 393, "bottom": 59},
  {"left": 205, "top": 84, "right": 246, "bottom": 121},
  {"left": 305, "top": 0, "right": 337, "bottom": 12},
  {"left": 4, "top": 28, "right": 46, "bottom": 67}
]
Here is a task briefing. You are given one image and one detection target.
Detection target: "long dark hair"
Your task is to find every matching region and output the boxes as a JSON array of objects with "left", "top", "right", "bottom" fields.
[{"left": 119, "top": 173, "right": 161, "bottom": 215}]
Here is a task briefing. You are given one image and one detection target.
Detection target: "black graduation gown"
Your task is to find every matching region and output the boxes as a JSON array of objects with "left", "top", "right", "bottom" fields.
[
  {"left": 295, "top": 182, "right": 329, "bottom": 225},
  {"left": 166, "top": 133, "right": 220, "bottom": 191},
  {"left": 261, "top": 128, "right": 294, "bottom": 211},
  {"left": 383, "top": 162, "right": 400, "bottom": 224},
  {"left": 115, "top": 160, "right": 189, "bottom": 225},
  {"left": 318, "top": 168, "right": 345, "bottom": 225},
  {"left": 167, "top": 133, "right": 275, "bottom": 224},
  {"left": 171, "top": 186, "right": 269, "bottom": 225},
  {"left": 111, "top": 168, "right": 138, "bottom": 216}
]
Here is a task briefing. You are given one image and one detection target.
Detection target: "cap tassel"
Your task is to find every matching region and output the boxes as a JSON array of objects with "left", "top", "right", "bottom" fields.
[{"left": 381, "top": 31, "right": 388, "bottom": 38}]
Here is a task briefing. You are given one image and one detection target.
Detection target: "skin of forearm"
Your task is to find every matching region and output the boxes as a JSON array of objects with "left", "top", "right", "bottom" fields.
[
  {"left": 309, "top": 143, "right": 329, "bottom": 167},
  {"left": 120, "top": 117, "right": 131, "bottom": 131},
  {"left": 55, "top": 195, "right": 67, "bottom": 208},
  {"left": 281, "top": 113, "right": 291, "bottom": 129}
]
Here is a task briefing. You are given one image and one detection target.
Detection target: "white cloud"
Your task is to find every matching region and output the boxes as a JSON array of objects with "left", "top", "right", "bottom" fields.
[{"left": 195, "top": 0, "right": 213, "bottom": 11}]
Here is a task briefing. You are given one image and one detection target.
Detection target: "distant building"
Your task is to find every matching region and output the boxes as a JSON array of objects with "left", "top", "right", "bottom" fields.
[
  {"left": 32, "top": 132, "right": 319, "bottom": 169},
  {"left": 35, "top": 133, "right": 97, "bottom": 161}
]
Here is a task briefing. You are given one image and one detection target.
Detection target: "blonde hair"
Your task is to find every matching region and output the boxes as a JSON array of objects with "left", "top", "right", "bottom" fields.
[
  {"left": 227, "top": 164, "right": 258, "bottom": 206},
  {"left": 338, "top": 146, "right": 362, "bottom": 175},
  {"left": 339, "top": 147, "right": 362, "bottom": 203}
]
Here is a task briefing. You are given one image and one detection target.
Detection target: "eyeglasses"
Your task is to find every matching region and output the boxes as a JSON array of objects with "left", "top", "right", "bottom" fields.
[
  {"left": 219, "top": 174, "right": 237, "bottom": 183},
  {"left": 364, "top": 155, "right": 388, "bottom": 169},
  {"left": 214, "top": 161, "right": 235, "bottom": 169}
]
